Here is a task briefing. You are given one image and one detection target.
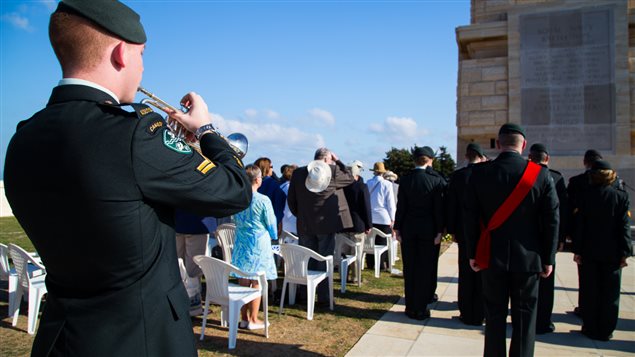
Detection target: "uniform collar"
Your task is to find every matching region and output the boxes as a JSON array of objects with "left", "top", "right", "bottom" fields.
[
  {"left": 58, "top": 78, "right": 120, "bottom": 103},
  {"left": 48, "top": 83, "right": 119, "bottom": 107}
]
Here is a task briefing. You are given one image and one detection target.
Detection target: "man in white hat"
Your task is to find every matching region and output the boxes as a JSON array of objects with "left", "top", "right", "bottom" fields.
[{"left": 287, "top": 147, "right": 355, "bottom": 305}]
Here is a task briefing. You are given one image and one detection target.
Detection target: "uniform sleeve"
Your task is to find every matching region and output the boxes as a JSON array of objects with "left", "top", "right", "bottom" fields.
[
  {"left": 539, "top": 169, "right": 560, "bottom": 266},
  {"left": 394, "top": 179, "right": 406, "bottom": 231},
  {"left": 617, "top": 193, "right": 633, "bottom": 258},
  {"left": 433, "top": 178, "right": 446, "bottom": 235},
  {"left": 131, "top": 113, "right": 251, "bottom": 218},
  {"left": 445, "top": 174, "right": 458, "bottom": 235},
  {"left": 554, "top": 175, "right": 569, "bottom": 244},
  {"left": 464, "top": 172, "right": 481, "bottom": 259}
]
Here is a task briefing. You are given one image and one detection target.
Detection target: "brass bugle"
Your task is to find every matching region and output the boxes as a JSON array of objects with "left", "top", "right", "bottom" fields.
[{"left": 137, "top": 86, "right": 248, "bottom": 159}]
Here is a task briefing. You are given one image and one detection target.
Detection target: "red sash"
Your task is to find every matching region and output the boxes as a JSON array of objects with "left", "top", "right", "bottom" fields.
[{"left": 475, "top": 161, "right": 541, "bottom": 269}]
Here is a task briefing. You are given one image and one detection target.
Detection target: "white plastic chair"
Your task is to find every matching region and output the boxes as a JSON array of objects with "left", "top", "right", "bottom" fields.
[
  {"left": 8, "top": 243, "right": 47, "bottom": 334},
  {"left": 193, "top": 255, "right": 268, "bottom": 349},
  {"left": 215, "top": 223, "right": 237, "bottom": 263},
  {"left": 334, "top": 235, "right": 363, "bottom": 293},
  {"left": 280, "top": 230, "right": 299, "bottom": 245},
  {"left": 0, "top": 243, "right": 11, "bottom": 281},
  {"left": 362, "top": 228, "right": 391, "bottom": 278},
  {"left": 278, "top": 244, "right": 333, "bottom": 320}
]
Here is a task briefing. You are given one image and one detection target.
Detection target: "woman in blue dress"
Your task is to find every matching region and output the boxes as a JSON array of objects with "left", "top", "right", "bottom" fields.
[{"left": 231, "top": 164, "right": 278, "bottom": 330}]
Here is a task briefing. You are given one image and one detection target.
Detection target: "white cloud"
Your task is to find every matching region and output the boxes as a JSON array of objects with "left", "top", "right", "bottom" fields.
[
  {"left": 244, "top": 108, "right": 258, "bottom": 118},
  {"left": 2, "top": 13, "right": 32, "bottom": 31},
  {"left": 369, "top": 116, "right": 429, "bottom": 141},
  {"left": 263, "top": 109, "right": 280, "bottom": 120},
  {"left": 210, "top": 113, "right": 324, "bottom": 150},
  {"left": 308, "top": 108, "right": 335, "bottom": 126}
]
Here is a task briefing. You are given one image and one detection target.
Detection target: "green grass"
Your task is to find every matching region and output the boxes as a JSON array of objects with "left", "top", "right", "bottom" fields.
[
  {"left": 0, "top": 215, "right": 450, "bottom": 356},
  {"left": 0, "top": 216, "right": 32, "bottom": 251}
]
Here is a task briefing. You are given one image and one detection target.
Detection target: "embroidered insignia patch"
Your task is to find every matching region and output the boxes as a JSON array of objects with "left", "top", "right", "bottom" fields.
[
  {"left": 196, "top": 158, "right": 216, "bottom": 175},
  {"left": 163, "top": 130, "right": 192, "bottom": 154},
  {"left": 147, "top": 120, "right": 164, "bottom": 135},
  {"left": 139, "top": 107, "right": 154, "bottom": 116}
]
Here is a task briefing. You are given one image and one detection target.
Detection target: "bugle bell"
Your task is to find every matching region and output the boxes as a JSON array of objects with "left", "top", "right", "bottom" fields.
[{"left": 137, "top": 86, "right": 248, "bottom": 159}]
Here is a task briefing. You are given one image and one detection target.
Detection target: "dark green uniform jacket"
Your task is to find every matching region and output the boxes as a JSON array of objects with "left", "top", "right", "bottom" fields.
[
  {"left": 464, "top": 152, "right": 559, "bottom": 272},
  {"left": 4, "top": 85, "right": 252, "bottom": 356}
]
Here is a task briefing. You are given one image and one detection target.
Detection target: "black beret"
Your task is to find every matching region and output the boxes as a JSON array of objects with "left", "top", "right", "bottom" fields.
[
  {"left": 584, "top": 149, "right": 603, "bottom": 162},
  {"left": 498, "top": 123, "right": 526, "bottom": 138},
  {"left": 466, "top": 142, "right": 485, "bottom": 157},
  {"left": 413, "top": 146, "right": 435, "bottom": 158},
  {"left": 57, "top": 0, "right": 146, "bottom": 44},
  {"left": 529, "top": 143, "right": 548, "bottom": 155},
  {"left": 591, "top": 160, "right": 612, "bottom": 171}
]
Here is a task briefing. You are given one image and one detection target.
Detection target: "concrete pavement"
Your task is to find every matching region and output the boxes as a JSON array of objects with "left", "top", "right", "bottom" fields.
[{"left": 347, "top": 243, "right": 635, "bottom": 356}]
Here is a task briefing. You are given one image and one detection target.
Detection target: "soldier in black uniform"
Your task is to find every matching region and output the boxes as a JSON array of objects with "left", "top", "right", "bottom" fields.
[
  {"left": 446, "top": 142, "right": 487, "bottom": 325},
  {"left": 528, "top": 143, "right": 569, "bottom": 334},
  {"left": 3, "top": 1, "right": 251, "bottom": 356},
  {"left": 566, "top": 149, "right": 603, "bottom": 316},
  {"left": 465, "top": 124, "right": 559, "bottom": 357},
  {"left": 572, "top": 160, "right": 632, "bottom": 341},
  {"left": 394, "top": 146, "right": 445, "bottom": 320}
]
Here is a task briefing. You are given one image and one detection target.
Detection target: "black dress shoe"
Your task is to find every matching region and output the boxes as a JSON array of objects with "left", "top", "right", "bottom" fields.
[
  {"left": 536, "top": 323, "right": 555, "bottom": 334},
  {"left": 429, "top": 294, "right": 438, "bottom": 303},
  {"left": 405, "top": 309, "right": 430, "bottom": 320},
  {"left": 573, "top": 306, "right": 582, "bottom": 316}
]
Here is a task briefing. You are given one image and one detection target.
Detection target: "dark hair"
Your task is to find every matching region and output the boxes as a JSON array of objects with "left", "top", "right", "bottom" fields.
[
  {"left": 282, "top": 164, "right": 297, "bottom": 181},
  {"left": 253, "top": 157, "right": 271, "bottom": 177},
  {"left": 314, "top": 148, "right": 330, "bottom": 160},
  {"left": 498, "top": 132, "right": 524, "bottom": 148},
  {"left": 415, "top": 156, "right": 431, "bottom": 166},
  {"left": 529, "top": 151, "right": 548, "bottom": 164},
  {"left": 465, "top": 149, "right": 483, "bottom": 162}
]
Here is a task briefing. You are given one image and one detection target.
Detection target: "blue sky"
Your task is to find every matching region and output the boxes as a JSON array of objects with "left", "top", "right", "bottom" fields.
[{"left": 1, "top": 0, "right": 469, "bottom": 180}]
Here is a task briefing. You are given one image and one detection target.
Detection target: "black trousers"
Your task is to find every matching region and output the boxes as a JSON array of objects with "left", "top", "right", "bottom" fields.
[
  {"left": 536, "top": 263, "right": 555, "bottom": 331},
  {"left": 457, "top": 241, "right": 484, "bottom": 324},
  {"left": 481, "top": 269, "right": 539, "bottom": 357},
  {"left": 401, "top": 236, "right": 436, "bottom": 314},
  {"left": 366, "top": 224, "right": 391, "bottom": 270},
  {"left": 579, "top": 260, "right": 621, "bottom": 339},
  {"left": 299, "top": 233, "right": 335, "bottom": 303}
]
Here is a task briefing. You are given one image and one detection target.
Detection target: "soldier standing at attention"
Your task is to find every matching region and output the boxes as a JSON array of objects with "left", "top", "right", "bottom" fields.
[
  {"left": 394, "top": 146, "right": 446, "bottom": 320},
  {"left": 573, "top": 160, "right": 632, "bottom": 341},
  {"left": 528, "top": 143, "right": 569, "bottom": 334},
  {"left": 3, "top": 1, "right": 251, "bottom": 356},
  {"left": 446, "top": 142, "right": 487, "bottom": 326},
  {"left": 566, "top": 149, "right": 603, "bottom": 316},
  {"left": 465, "top": 124, "right": 559, "bottom": 357}
]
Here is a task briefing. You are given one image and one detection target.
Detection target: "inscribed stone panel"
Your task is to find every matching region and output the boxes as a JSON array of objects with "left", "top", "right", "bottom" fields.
[{"left": 520, "top": 7, "right": 615, "bottom": 154}]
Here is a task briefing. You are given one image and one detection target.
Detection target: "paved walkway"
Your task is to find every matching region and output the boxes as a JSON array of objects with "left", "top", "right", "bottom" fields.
[{"left": 347, "top": 243, "right": 635, "bottom": 356}]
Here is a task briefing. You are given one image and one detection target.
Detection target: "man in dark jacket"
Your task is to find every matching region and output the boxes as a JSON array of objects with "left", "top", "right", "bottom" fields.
[
  {"left": 446, "top": 142, "right": 487, "bottom": 325},
  {"left": 394, "top": 146, "right": 446, "bottom": 320},
  {"left": 572, "top": 160, "right": 632, "bottom": 341},
  {"left": 287, "top": 147, "right": 355, "bottom": 304},
  {"left": 528, "top": 143, "right": 569, "bottom": 334},
  {"left": 3, "top": 1, "right": 251, "bottom": 356},
  {"left": 335, "top": 160, "right": 372, "bottom": 282},
  {"left": 465, "top": 124, "right": 559, "bottom": 357}
]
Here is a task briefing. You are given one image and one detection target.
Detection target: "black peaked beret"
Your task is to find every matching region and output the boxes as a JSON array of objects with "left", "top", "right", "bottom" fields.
[
  {"left": 466, "top": 142, "right": 485, "bottom": 157},
  {"left": 57, "top": 0, "right": 146, "bottom": 44},
  {"left": 413, "top": 146, "right": 435, "bottom": 158},
  {"left": 529, "top": 143, "right": 548, "bottom": 155},
  {"left": 498, "top": 123, "right": 526, "bottom": 138},
  {"left": 591, "top": 160, "right": 612, "bottom": 171}
]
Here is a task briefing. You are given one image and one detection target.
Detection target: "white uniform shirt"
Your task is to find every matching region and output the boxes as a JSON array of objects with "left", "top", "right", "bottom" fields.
[
  {"left": 366, "top": 175, "right": 396, "bottom": 225},
  {"left": 280, "top": 181, "right": 297, "bottom": 234}
]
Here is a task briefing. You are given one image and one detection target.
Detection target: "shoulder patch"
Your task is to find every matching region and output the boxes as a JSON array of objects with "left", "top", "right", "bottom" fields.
[
  {"left": 146, "top": 120, "right": 164, "bottom": 135},
  {"left": 163, "top": 130, "right": 192, "bottom": 154},
  {"left": 196, "top": 158, "right": 216, "bottom": 175},
  {"left": 139, "top": 107, "right": 154, "bottom": 116}
]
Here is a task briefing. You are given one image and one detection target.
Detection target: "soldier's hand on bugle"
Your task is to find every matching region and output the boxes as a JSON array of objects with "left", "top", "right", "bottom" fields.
[{"left": 168, "top": 92, "right": 211, "bottom": 133}]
